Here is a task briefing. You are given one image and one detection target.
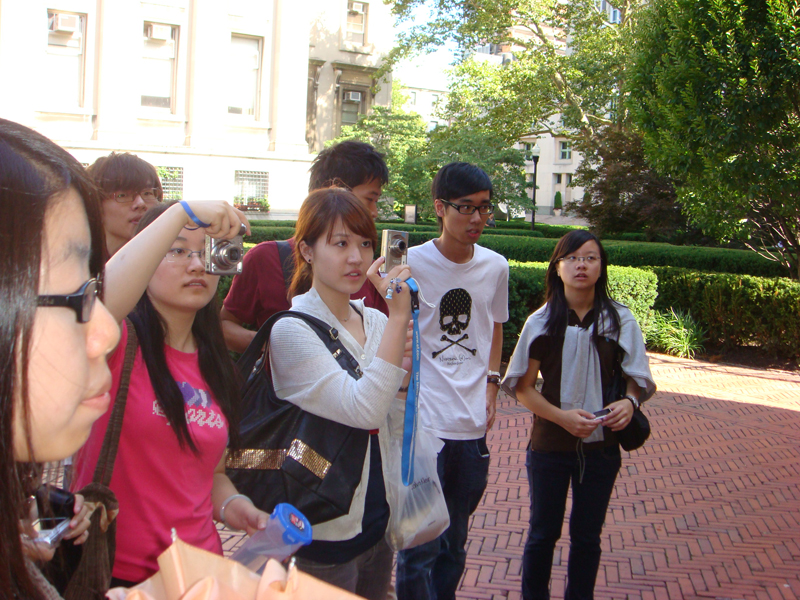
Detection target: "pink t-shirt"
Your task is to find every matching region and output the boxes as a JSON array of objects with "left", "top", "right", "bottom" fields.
[{"left": 73, "top": 321, "right": 228, "bottom": 583}]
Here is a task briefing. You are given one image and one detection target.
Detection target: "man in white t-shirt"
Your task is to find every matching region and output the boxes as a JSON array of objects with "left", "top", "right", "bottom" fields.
[{"left": 397, "top": 163, "right": 509, "bottom": 600}]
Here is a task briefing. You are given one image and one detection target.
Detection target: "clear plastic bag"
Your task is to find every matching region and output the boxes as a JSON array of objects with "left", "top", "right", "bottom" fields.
[{"left": 383, "top": 414, "right": 450, "bottom": 551}]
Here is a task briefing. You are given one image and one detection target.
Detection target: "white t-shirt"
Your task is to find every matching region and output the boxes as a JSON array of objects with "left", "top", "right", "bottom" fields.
[{"left": 408, "top": 240, "right": 509, "bottom": 440}]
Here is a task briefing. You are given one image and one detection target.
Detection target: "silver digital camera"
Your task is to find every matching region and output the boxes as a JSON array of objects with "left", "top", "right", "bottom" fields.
[
  {"left": 205, "top": 235, "right": 244, "bottom": 276},
  {"left": 380, "top": 229, "right": 409, "bottom": 274}
]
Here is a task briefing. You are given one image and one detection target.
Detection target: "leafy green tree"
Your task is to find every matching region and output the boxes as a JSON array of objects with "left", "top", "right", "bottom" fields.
[
  {"left": 385, "top": 0, "right": 648, "bottom": 145},
  {"left": 570, "top": 128, "right": 695, "bottom": 241},
  {"left": 628, "top": 0, "right": 800, "bottom": 277}
]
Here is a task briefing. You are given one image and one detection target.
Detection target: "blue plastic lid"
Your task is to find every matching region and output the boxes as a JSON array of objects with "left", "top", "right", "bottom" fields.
[{"left": 272, "top": 503, "right": 313, "bottom": 546}]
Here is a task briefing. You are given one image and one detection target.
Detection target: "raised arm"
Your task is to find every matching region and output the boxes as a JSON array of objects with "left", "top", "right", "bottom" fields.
[{"left": 103, "top": 201, "right": 248, "bottom": 323}]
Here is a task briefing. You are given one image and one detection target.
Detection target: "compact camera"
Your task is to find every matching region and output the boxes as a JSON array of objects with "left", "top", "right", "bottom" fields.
[
  {"left": 205, "top": 224, "right": 247, "bottom": 276},
  {"left": 33, "top": 517, "right": 71, "bottom": 546},
  {"left": 380, "top": 229, "right": 409, "bottom": 274}
]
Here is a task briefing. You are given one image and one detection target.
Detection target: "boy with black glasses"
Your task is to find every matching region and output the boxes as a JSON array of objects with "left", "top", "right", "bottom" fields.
[{"left": 397, "top": 162, "right": 509, "bottom": 600}]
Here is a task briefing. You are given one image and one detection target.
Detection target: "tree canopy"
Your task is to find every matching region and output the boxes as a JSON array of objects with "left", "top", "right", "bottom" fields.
[
  {"left": 628, "top": 0, "right": 800, "bottom": 276},
  {"left": 385, "top": 0, "right": 649, "bottom": 145}
]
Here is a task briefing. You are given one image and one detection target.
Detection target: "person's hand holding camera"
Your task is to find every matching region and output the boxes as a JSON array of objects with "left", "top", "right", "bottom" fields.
[
  {"left": 368, "top": 258, "right": 412, "bottom": 319},
  {"left": 176, "top": 200, "right": 250, "bottom": 239}
]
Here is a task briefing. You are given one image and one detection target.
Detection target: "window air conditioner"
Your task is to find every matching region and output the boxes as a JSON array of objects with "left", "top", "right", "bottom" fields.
[
  {"left": 344, "top": 91, "right": 362, "bottom": 103},
  {"left": 50, "top": 13, "right": 80, "bottom": 33},
  {"left": 145, "top": 24, "right": 173, "bottom": 41},
  {"left": 350, "top": 2, "right": 365, "bottom": 14}
]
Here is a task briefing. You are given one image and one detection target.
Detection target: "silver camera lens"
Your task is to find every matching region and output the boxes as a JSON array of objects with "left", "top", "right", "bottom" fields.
[
  {"left": 212, "top": 242, "right": 241, "bottom": 268},
  {"left": 390, "top": 239, "right": 407, "bottom": 255}
]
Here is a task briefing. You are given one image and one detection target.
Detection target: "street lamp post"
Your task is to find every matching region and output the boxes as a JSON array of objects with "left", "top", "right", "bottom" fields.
[{"left": 529, "top": 143, "right": 541, "bottom": 230}]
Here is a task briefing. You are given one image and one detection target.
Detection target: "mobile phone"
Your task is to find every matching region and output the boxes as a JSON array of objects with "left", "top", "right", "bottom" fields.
[
  {"left": 32, "top": 517, "right": 70, "bottom": 546},
  {"left": 593, "top": 408, "right": 611, "bottom": 420}
]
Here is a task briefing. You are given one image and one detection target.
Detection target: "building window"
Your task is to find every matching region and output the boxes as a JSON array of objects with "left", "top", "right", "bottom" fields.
[
  {"left": 158, "top": 167, "right": 184, "bottom": 200},
  {"left": 555, "top": 173, "right": 562, "bottom": 184},
  {"left": 524, "top": 143, "right": 535, "bottom": 161},
  {"left": 346, "top": 2, "right": 368, "bottom": 45},
  {"left": 611, "top": 8, "right": 621, "bottom": 23},
  {"left": 431, "top": 94, "right": 439, "bottom": 107},
  {"left": 567, "top": 173, "right": 573, "bottom": 185},
  {"left": 228, "top": 35, "right": 262, "bottom": 116},
  {"left": 341, "top": 89, "right": 365, "bottom": 127},
  {"left": 142, "top": 22, "right": 178, "bottom": 110},
  {"left": 410, "top": 91, "right": 417, "bottom": 105},
  {"left": 47, "top": 11, "right": 86, "bottom": 108},
  {"left": 234, "top": 170, "right": 270, "bottom": 204},
  {"left": 560, "top": 141, "right": 572, "bottom": 160}
]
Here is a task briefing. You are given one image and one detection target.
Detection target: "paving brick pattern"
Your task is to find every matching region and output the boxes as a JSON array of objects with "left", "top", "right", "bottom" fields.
[{"left": 219, "top": 353, "right": 800, "bottom": 599}]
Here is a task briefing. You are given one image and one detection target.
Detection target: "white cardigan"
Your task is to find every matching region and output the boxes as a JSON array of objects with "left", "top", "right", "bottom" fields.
[{"left": 270, "top": 288, "right": 407, "bottom": 541}]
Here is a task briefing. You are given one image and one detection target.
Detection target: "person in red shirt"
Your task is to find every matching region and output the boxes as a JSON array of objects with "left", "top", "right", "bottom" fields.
[{"left": 220, "top": 140, "right": 390, "bottom": 353}]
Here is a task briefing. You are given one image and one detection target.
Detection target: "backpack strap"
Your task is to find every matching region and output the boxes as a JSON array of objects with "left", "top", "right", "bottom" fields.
[
  {"left": 276, "top": 240, "right": 295, "bottom": 294},
  {"left": 92, "top": 318, "right": 138, "bottom": 487}
]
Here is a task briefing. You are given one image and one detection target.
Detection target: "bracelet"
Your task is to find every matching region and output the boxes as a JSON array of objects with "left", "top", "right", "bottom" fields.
[
  {"left": 487, "top": 375, "right": 501, "bottom": 385},
  {"left": 623, "top": 394, "right": 640, "bottom": 410},
  {"left": 398, "top": 385, "right": 409, "bottom": 392},
  {"left": 179, "top": 200, "right": 211, "bottom": 228},
  {"left": 219, "top": 493, "right": 251, "bottom": 530},
  {"left": 488, "top": 370, "right": 501, "bottom": 378}
]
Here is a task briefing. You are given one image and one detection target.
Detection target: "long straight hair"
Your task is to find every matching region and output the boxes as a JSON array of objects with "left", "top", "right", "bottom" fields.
[
  {"left": 288, "top": 187, "right": 377, "bottom": 298},
  {"left": 543, "top": 230, "right": 621, "bottom": 341},
  {"left": 129, "top": 203, "right": 240, "bottom": 453},
  {"left": 0, "top": 119, "right": 106, "bottom": 600}
]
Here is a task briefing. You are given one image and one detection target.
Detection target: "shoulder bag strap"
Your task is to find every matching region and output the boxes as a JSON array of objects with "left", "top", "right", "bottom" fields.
[
  {"left": 237, "top": 310, "right": 362, "bottom": 383},
  {"left": 276, "top": 240, "right": 295, "bottom": 293},
  {"left": 92, "top": 318, "right": 138, "bottom": 487}
]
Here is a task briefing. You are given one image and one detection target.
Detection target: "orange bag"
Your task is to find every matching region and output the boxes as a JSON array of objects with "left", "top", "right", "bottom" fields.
[{"left": 106, "top": 533, "right": 363, "bottom": 600}]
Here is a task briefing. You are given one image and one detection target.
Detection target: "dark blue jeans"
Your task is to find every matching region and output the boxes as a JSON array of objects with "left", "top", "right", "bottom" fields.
[
  {"left": 396, "top": 437, "right": 491, "bottom": 600},
  {"left": 523, "top": 445, "right": 621, "bottom": 600}
]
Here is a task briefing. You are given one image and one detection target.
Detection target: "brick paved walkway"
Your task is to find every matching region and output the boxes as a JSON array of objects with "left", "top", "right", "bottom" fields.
[{"left": 220, "top": 353, "right": 800, "bottom": 599}]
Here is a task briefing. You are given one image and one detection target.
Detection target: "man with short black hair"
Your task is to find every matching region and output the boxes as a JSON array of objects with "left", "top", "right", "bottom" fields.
[
  {"left": 220, "top": 140, "right": 390, "bottom": 353},
  {"left": 397, "top": 162, "right": 509, "bottom": 600},
  {"left": 88, "top": 152, "right": 163, "bottom": 256}
]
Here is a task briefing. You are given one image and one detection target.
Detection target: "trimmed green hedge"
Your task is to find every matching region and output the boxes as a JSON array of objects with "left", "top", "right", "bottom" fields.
[
  {"left": 602, "top": 241, "right": 785, "bottom": 277},
  {"left": 504, "top": 261, "right": 658, "bottom": 359},
  {"left": 246, "top": 224, "right": 783, "bottom": 277},
  {"left": 650, "top": 267, "right": 800, "bottom": 357}
]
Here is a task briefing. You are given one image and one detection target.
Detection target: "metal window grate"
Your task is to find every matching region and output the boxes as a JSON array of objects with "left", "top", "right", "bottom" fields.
[
  {"left": 234, "top": 170, "right": 269, "bottom": 202},
  {"left": 158, "top": 166, "right": 184, "bottom": 200}
]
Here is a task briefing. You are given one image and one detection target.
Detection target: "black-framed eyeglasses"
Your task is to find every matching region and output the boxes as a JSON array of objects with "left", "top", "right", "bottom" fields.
[
  {"left": 439, "top": 199, "right": 495, "bottom": 216},
  {"left": 37, "top": 278, "right": 99, "bottom": 324},
  {"left": 111, "top": 188, "right": 160, "bottom": 204}
]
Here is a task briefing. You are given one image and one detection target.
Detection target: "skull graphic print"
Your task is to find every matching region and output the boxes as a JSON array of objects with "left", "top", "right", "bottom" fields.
[{"left": 433, "top": 288, "right": 477, "bottom": 359}]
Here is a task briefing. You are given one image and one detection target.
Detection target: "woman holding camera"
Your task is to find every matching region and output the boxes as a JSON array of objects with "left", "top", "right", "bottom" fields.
[
  {"left": 265, "top": 188, "right": 411, "bottom": 599},
  {"left": 72, "top": 201, "right": 269, "bottom": 587},
  {"left": 502, "top": 230, "right": 655, "bottom": 600},
  {"left": 0, "top": 119, "right": 120, "bottom": 599}
]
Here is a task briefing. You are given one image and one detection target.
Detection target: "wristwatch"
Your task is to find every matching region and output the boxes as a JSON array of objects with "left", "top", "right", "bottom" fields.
[
  {"left": 623, "top": 394, "right": 640, "bottom": 410},
  {"left": 487, "top": 370, "right": 501, "bottom": 385}
]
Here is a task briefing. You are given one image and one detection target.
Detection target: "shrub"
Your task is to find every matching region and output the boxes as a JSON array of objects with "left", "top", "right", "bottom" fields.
[
  {"left": 650, "top": 267, "right": 800, "bottom": 357},
  {"left": 553, "top": 191, "right": 562, "bottom": 210},
  {"left": 647, "top": 309, "right": 706, "bottom": 359}
]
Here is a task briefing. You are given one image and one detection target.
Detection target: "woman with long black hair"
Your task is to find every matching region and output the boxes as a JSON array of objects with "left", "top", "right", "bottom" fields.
[
  {"left": 502, "top": 230, "right": 656, "bottom": 600},
  {"left": 0, "top": 119, "right": 120, "bottom": 599},
  {"left": 72, "top": 201, "right": 269, "bottom": 587}
]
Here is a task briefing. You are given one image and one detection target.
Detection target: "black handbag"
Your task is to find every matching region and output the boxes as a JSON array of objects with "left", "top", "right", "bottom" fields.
[
  {"left": 226, "top": 310, "right": 370, "bottom": 525},
  {"left": 606, "top": 348, "right": 651, "bottom": 452}
]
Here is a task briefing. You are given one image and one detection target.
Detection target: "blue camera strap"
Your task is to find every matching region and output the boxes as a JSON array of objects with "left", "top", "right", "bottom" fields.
[{"left": 402, "top": 277, "right": 421, "bottom": 486}]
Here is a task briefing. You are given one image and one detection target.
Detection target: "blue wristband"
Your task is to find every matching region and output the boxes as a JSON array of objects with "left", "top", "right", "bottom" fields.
[{"left": 179, "top": 200, "right": 211, "bottom": 228}]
